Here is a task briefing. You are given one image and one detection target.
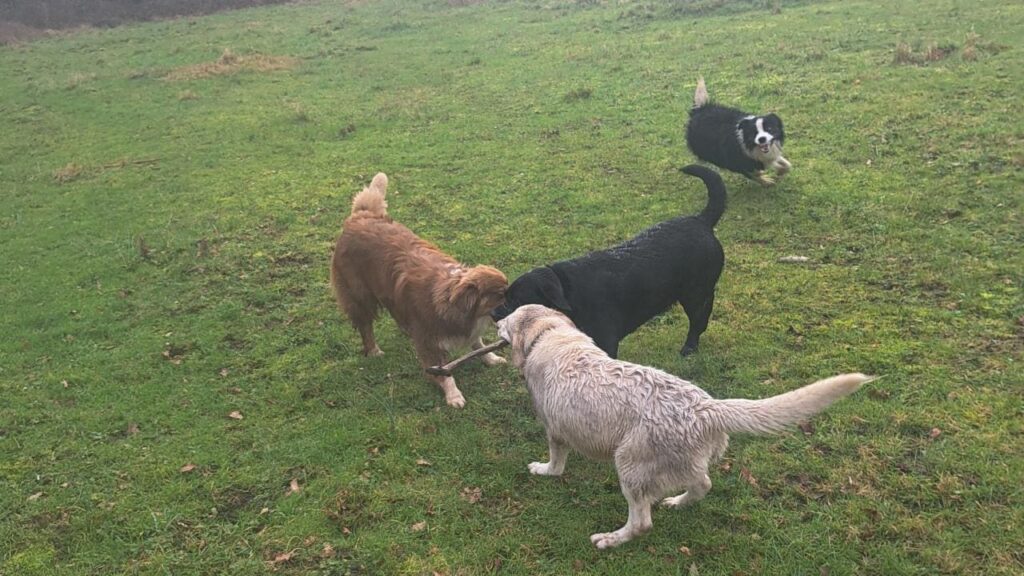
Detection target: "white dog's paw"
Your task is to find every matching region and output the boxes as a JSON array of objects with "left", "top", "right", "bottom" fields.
[
  {"left": 590, "top": 530, "right": 631, "bottom": 549},
  {"left": 528, "top": 461, "right": 556, "bottom": 475},
  {"left": 482, "top": 353, "right": 507, "bottom": 366},
  {"left": 364, "top": 346, "right": 384, "bottom": 357},
  {"left": 445, "top": 392, "right": 466, "bottom": 408},
  {"left": 661, "top": 494, "right": 689, "bottom": 508}
]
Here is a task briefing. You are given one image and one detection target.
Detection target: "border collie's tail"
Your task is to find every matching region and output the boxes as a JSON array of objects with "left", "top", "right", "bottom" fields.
[
  {"left": 705, "top": 373, "right": 870, "bottom": 436},
  {"left": 350, "top": 173, "right": 389, "bottom": 218},
  {"left": 693, "top": 77, "right": 709, "bottom": 109},
  {"left": 681, "top": 164, "right": 726, "bottom": 227}
]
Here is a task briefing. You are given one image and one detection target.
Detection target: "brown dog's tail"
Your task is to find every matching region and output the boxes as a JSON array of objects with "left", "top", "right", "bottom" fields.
[
  {"left": 351, "top": 173, "right": 389, "bottom": 218},
  {"left": 705, "top": 373, "right": 871, "bottom": 436}
]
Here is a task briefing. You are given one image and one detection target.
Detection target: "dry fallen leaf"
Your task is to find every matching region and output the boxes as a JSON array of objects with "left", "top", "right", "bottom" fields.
[
  {"left": 179, "top": 463, "right": 197, "bottom": 473},
  {"left": 411, "top": 521, "right": 427, "bottom": 532},
  {"left": 341, "top": 526, "right": 351, "bottom": 535},
  {"left": 227, "top": 386, "right": 242, "bottom": 394},
  {"left": 739, "top": 467, "right": 759, "bottom": 487},
  {"left": 62, "top": 379, "right": 70, "bottom": 388},
  {"left": 288, "top": 478, "right": 301, "bottom": 495},
  {"left": 320, "top": 543, "right": 335, "bottom": 558},
  {"left": 679, "top": 545, "right": 692, "bottom": 556},
  {"left": 260, "top": 507, "right": 270, "bottom": 515},
  {"left": 219, "top": 368, "right": 229, "bottom": 377},
  {"left": 797, "top": 421, "right": 815, "bottom": 435},
  {"left": 415, "top": 458, "right": 431, "bottom": 467},
  {"left": 270, "top": 551, "right": 294, "bottom": 565},
  {"left": 127, "top": 422, "right": 140, "bottom": 436},
  {"left": 228, "top": 411, "right": 243, "bottom": 420},
  {"left": 28, "top": 492, "right": 43, "bottom": 501},
  {"left": 460, "top": 486, "right": 482, "bottom": 504},
  {"left": 689, "top": 563, "right": 700, "bottom": 576},
  {"left": 928, "top": 427, "right": 942, "bottom": 440}
]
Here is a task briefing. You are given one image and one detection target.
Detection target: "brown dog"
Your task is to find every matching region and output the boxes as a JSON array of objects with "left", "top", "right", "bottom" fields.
[{"left": 330, "top": 173, "right": 508, "bottom": 407}]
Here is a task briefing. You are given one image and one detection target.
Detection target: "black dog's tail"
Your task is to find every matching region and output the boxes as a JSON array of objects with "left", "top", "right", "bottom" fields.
[{"left": 681, "top": 164, "right": 726, "bottom": 227}]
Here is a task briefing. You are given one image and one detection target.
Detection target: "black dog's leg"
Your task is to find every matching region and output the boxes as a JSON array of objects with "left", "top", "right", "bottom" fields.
[
  {"left": 680, "top": 294, "right": 714, "bottom": 356},
  {"left": 592, "top": 332, "right": 620, "bottom": 360}
]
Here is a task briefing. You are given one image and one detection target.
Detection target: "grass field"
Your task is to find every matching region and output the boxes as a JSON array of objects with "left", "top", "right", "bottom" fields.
[{"left": 1, "top": 0, "right": 1022, "bottom": 574}]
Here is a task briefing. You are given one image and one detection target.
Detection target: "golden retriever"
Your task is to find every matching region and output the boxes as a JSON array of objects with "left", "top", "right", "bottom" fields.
[
  {"left": 496, "top": 304, "right": 869, "bottom": 548},
  {"left": 331, "top": 173, "right": 508, "bottom": 407}
]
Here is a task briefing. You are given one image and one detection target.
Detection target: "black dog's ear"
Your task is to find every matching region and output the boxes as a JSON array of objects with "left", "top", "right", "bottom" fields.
[
  {"left": 765, "top": 113, "right": 784, "bottom": 141},
  {"left": 538, "top": 269, "right": 572, "bottom": 313}
]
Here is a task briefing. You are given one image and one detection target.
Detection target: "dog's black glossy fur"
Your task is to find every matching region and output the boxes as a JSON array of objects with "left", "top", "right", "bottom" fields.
[{"left": 491, "top": 165, "right": 726, "bottom": 358}]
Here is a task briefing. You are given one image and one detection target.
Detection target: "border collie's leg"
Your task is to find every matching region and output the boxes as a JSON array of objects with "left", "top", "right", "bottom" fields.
[
  {"left": 752, "top": 170, "right": 776, "bottom": 187},
  {"left": 775, "top": 155, "right": 792, "bottom": 175}
]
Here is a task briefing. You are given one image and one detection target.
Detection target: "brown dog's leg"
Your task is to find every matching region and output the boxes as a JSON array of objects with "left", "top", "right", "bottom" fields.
[
  {"left": 473, "top": 338, "right": 507, "bottom": 367},
  {"left": 332, "top": 271, "right": 383, "bottom": 357},
  {"left": 415, "top": 342, "right": 465, "bottom": 408},
  {"left": 356, "top": 322, "right": 383, "bottom": 357}
]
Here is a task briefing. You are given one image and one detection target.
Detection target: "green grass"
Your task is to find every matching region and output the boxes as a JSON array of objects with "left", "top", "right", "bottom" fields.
[{"left": 1, "top": 0, "right": 1022, "bottom": 574}]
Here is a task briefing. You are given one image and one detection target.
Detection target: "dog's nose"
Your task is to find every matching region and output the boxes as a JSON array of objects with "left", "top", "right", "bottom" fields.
[{"left": 756, "top": 135, "right": 768, "bottom": 145}]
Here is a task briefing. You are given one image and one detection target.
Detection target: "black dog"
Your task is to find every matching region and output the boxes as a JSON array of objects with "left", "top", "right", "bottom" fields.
[
  {"left": 491, "top": 165, "right": 725, "bottom": 358},
  {"left": 686, "top": 77, "right": 791, "bottom": 187}
]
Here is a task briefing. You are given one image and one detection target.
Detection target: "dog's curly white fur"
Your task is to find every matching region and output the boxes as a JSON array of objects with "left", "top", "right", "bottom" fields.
[{"left": 497, "top": 305, "right": 868, "bottom": 549}]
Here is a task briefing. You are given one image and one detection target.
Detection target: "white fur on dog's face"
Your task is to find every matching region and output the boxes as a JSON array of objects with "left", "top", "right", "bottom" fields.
[
  {"left": 737, "top": 115, "right": 785, "bottom": 158},
  {"left": 752, "top": 117, "right": 775, "bottom": 153}
]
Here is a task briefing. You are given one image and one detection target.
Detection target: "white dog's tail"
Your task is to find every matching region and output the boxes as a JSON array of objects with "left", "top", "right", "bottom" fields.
[
  {"left": 693, "top": 77, "right": 709, "bottom": 108},
  {"left": 350, "top": 172, "right": 389, "bottom": 218},
  {"left": 706, "top": 373, "right": 870, "bottom": 436}
]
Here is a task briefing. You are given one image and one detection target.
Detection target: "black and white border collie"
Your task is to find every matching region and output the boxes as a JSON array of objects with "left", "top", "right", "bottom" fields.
[{"left": 686, "top": 77, "right": 791, "bottom": 187}]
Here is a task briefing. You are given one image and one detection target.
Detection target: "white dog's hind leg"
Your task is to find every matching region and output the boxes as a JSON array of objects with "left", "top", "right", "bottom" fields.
[
  {"left": 662, "top": 473, "right": 712, "bottom": 508},
  {"left": 528, "top": 438, "right": 568, "bottom": 476},
  {"left": 474, "top": 338, "right": 507, "bottom": 366},
  {"left": 590, "top": 489, "right": 653, "bottom": 549}
]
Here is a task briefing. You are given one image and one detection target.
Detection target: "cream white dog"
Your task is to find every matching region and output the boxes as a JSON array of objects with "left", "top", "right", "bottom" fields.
[{"left": 497, "top": 304, "right": 869, "bottom": 549}]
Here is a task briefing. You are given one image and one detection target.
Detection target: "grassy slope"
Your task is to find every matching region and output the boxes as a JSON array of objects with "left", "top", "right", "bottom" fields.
[{"left": 1, "top": 0, "right": 1021, "bottom": 574}]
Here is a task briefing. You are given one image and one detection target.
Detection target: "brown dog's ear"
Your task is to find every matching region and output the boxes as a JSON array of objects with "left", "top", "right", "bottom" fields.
[
  {"left": 450, "top": 275, "right": 481, "bottom": 310},
  {"left": 451, "top": 266, "right": 508, "bottom": 310}
]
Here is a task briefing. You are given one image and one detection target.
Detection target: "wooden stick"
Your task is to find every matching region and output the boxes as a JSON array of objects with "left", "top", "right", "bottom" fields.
[{"left": 425, "top": 340, "right": 509, "bottom": 376}]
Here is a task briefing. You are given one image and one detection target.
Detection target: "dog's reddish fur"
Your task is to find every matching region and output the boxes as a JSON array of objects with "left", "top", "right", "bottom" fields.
[{"left": 330, "top": 173, "right": 508, "bottom": 407}]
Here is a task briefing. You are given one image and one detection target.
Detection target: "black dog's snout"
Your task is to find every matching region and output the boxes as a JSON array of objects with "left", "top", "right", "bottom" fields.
[{"left": 756, "top": 135, "right": 768, "bottom": 144}]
